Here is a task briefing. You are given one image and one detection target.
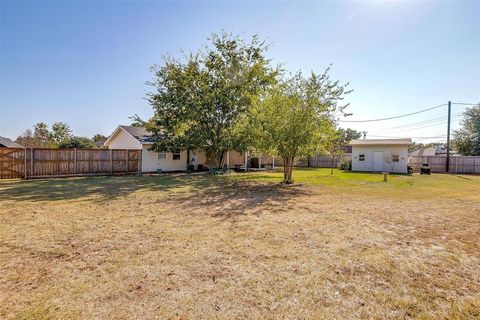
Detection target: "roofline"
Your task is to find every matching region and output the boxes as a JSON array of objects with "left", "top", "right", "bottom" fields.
[
  {"left": 350, "top": 143, "right": 412, "bottom": 146},
  {"left": 102, "top": 126, "right": 144, "bottom": 147},
  {"left": 349, "top": 139, "right": 412, "bottom": 146}
]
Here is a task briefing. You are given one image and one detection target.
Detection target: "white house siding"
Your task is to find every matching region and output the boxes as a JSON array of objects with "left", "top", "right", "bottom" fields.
[
  {"left": 141, "top": 146, "right": 207, "bottom": 172},
  {"left": 105, "top": 128, "right": 208, "bottom": 172},
  {"left": 352, "top": 145, "right": 409, "bottom": 173},
  {"left": 190, "top": 149, "right": 207, "bottom": 168},
  {"left": 105, "top": 129, "right": 142, "bottom": 150}
]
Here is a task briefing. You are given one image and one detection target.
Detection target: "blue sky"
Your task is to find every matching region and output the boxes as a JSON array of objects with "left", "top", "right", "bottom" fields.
[{"left": 1, "top": 1, "right": 479, "bottom": 143}]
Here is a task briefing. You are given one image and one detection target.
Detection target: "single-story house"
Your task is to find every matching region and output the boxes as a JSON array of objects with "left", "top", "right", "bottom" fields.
[
  {"left": 349, "top": 138, "right": 412, "bottom": 173},
  {"left": 103, "top": 125, "right": 274, "bottom": 172},
  {"left": 0, "top": 136, "right": 23, "bottom": 148},
  {"left": 94, "top": 137, "right": 108, "bottom": 149},
  {"left": 102, "top": 125, "right": 207, "bottom": 172}
]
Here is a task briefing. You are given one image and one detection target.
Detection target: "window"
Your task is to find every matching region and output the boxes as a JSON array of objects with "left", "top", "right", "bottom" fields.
[
  {"left": 392, "top": 154, "right": 399, "bottom": 162},
  {"left": 157, "top": 151, "right": 166, "bottom": 160},
  {"left": 173, "top": 149, "right": 181, "bottom": 160},
  {"left": 359, "top": 154, "right": 365, "bottom": 161}
]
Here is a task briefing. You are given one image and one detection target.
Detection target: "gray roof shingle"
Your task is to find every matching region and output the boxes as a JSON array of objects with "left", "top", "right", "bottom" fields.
[
  {"left": 119, "top": 125, "right": 156, "bottom": 143},
  {"left": 0, "top": 136, "right": 23, "bottom": 148}
]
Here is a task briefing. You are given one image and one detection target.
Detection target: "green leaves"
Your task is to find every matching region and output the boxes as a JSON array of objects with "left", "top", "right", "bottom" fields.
[
  {"left": 246, "top": 69, "right": 351, "bottom": 182},
  {"left": 145, "top": 32, "right": 352, "bottom": 175},
  {"left": 453, "top": 104, "right": 480, "bottom": 156},
  {"left": 147, "top": 32, "right": 277, "bottom": 166}
]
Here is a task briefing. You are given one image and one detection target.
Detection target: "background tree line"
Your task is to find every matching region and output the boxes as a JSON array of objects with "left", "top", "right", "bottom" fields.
[{"left": 15, "top": 122, "right": 107, "bottom": 149}]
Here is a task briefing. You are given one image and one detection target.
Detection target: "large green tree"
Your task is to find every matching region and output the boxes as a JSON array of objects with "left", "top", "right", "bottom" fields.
[
  {"left": 146, "top": 32, "right": 278, "bottom": 167},
  {"left": 58, "top": 136, "right": 96, "bottom": 148},
  {"left": 51, "top": 122, "right": 72, "bottom": 144},
  {"left": 247, "top": 69, "right": 351, "bottom": 183},
  {"left": 16, "top": 122, "right": 55, "bottom": 147},
  {"left": 453, "top": 104, "right": 480, "bottom": 156}
]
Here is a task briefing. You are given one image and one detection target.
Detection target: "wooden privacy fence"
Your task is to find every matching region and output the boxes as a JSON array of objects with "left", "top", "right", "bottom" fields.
[
  {"left": 273, "top": 155, "right": 351, "bottom": 168},
  {"left": 308, "top": 154, "right": 352, "bottom": 168},
  {"left": 0, "top": 148, "right": 142, "bottom": 179},
  {"left": 410, "top": 156, "right": 480, "bottom": 174}
]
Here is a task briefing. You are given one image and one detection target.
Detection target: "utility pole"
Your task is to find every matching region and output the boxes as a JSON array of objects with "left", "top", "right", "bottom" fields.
[
  {"left": 446, "top": 101, "right": 451, "bottom": 173},
  {"left": 362, "top": 131, "right": 367, "bottom": 140}
]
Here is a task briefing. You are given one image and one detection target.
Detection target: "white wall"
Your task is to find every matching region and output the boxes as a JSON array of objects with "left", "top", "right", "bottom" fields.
[
  {"left": 105, "top": 128, "right": 207, "bottom": 172},
  {"left": 104, "top": 129, "right": 142, "bottom": 150},
  {"left": 142, "top": 146, "right": 207, "bottom": 172},
  {"left": 352, "top": 145, "right": 409, "bottom": 173}
]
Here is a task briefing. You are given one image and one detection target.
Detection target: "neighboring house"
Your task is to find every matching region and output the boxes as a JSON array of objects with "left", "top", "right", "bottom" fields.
[
  {"left": 410, "top": 144, "right": 456, "bottom": 157},
  {"left": 94, "top": 138, "right": 107, "bottom": 149},
  {"left": 103, "top": 125, "right": 207, "bottom": 172},
  {"left": 0, "top": 136, "right": 23, "bottom": 148},
  {"left": 349, "top": 139, "right": 412, "bottom": 173}
]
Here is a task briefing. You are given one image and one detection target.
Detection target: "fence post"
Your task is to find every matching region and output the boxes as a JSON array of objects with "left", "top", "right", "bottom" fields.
[
  {"left": 74, "top": 148, "right": 77, "bottom": 175},
  {"left": 24, "top": 148, "right": 27, "bottom": 179},
  {"left": 110, "top": 149, "right": 113, "bottom": 175},
  {"left": 30, "top": 148, "right": 34, "bottom": 178},
  {"left": 126, "top": 149, "right": 129, "bottom": 174},
  {"left": 139, "top": 149, "right": 142, "bottom": 173}
]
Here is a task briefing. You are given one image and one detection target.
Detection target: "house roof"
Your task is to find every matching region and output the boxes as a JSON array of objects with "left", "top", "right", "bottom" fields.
[
  {"left": 0, "top": 136, "right": 23, "bottom": 148},
  {"left": 94, "top": 138, "right": 107, "bottom": 148},
  {"left": 409, "top": 144, "right": 457, "bottom": 157},
  {"left": 118, "top": 125, "right": 155, "bottom": 143},
  {"left": 410, "top": 147, "right": 436, "bottom": 157},
  {"left": 349, "top": 138, "right": 412, "bottom": 146},
  {"left": 103, "top": 125, "right": 156, "bottom": 147}
]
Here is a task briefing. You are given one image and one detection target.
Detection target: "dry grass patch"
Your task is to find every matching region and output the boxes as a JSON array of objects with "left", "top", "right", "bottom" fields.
[{"left": 1, "top": 171, "right": 479, "bottom": 319}]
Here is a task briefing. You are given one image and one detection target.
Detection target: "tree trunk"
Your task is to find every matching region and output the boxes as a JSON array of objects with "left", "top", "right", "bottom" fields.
[
  {"left": 283, "top": 157, "right": 288, "bottom": 183},
  {"left": 288, "top": 156, "right": 294, "bottom": 183},
  {"left": 283, "top": 156, "right": 294, "bottom": 184},
  {"left": 331, "top": 154, "right": 335, "bottom": 175},
  {"left": 215, "top": 150, "right": 226, "bottom": 168}
]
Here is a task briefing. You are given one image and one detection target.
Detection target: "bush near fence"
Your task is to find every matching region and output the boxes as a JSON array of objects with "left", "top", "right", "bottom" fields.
[{"left": 0, "top": 148, "right": 141, "bottom": 179}]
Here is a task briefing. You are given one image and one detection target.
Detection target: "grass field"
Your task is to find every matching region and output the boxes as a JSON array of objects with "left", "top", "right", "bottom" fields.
[{"left": 1, "top": 169, "right": 479, "bottom": 319}]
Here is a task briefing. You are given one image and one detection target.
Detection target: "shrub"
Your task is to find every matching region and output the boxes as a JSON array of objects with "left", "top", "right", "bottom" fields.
[{"left": 339, "top": 159, "right": 352, "bottom": 171}]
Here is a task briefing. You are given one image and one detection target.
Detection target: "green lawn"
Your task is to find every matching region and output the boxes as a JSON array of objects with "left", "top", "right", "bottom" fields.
[
  {"left": 234, "top": 168, "right": 480, "bottom": 200},
  {"left": 1, "top": 169, "right": 479, "bottom": 319}
]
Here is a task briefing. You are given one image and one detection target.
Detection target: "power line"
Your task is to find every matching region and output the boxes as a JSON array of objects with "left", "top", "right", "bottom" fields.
[
  {"left": 384, "top": 117, "right": 447, "bottom": 130},
  {"left": 339, "top": 103, "right": 447, "bottom": 123},
  {"left": 339, "top": 101, "right": 477, "bottom": 123},
  {"left": 371, "top": 112, "right": 462, "bottom": 132},
  {"left": 373, "top": 121, "right": 447, "bottom": 134},
  {"left": 452, "top": 102, "right": 478, "bottom": 106},
  {"left": 368, "top": 135, "right": 446, "bottom": 139}
]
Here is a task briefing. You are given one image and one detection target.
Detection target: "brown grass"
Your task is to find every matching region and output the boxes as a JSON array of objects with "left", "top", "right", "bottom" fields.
[{"left": 0, "top": 171, "right": 479, "bottom": 319}]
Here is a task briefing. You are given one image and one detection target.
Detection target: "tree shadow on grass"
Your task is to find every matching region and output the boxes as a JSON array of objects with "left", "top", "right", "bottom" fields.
[
  {"left": 0, "top": 174, "right": 310, "bottom": 218},
  {"left": 163, "top": 178, "right": 312, "bottom": 220},
  {"left": 0, "top": 174, "right": 206, "bottom": 203}
]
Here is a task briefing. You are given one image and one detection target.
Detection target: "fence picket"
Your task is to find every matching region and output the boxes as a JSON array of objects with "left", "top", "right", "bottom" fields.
[{"left": 0, "top": 148, "right": 141, "bottom": 179}]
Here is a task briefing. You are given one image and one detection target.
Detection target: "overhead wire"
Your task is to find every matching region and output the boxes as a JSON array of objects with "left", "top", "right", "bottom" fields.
[
  {"left": 338, "top": 103, "right": 447, "bottom": 123},
  {"left": 451, "top": 102, "right": 478, "bottom": 106},
  {"left": 338, "top": 101, "right": 476, "bottom": 142},
  {"left": 368, "top": 135, "right": 446, "bottom": 139},
  {"left": 338, "top": 101, "right": 475, "bottom": 123}
]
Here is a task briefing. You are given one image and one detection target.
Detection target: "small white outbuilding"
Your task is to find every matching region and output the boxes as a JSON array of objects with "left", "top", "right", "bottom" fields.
[{"left": 349, "top": 138, "right": 412, "bottom": 173}]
